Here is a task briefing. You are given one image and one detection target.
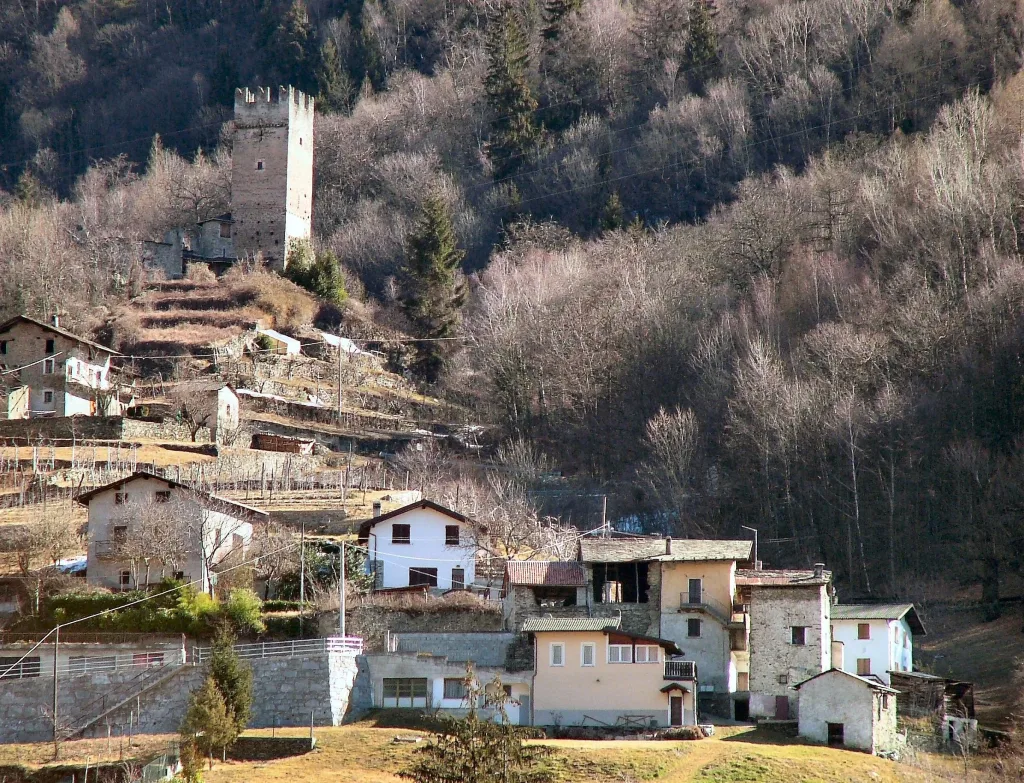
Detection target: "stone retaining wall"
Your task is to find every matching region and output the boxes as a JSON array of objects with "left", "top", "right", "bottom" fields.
[{"left": 0, "top": 416, "right": 210, "bottom": 444}]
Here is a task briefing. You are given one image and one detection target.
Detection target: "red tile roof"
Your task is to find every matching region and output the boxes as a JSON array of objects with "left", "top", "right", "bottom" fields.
[{"left": 505, "top": 560, "right": 587, "bottom": 587}]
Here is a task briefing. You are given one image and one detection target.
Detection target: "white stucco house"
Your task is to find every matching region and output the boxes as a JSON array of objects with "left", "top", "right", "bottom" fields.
[
  {"left": 357, "top": 500, "right": 481, "bottom": 592},
  {"left": 256, "top": 328, "right": 300, "bottom": 355},
  {"left": 831, "top": 603, "right": 925, "bottom": 685},
  {"left": 78, "top": 471, "right": 268, "bottom": 593},
  {"left": 796, "top": 668, "right": 901, "bottom": 755}
]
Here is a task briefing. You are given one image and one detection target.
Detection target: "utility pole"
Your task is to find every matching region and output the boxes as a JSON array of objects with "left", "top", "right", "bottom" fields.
[
  {"left": 337, "top": 342, "right": 344, "bottom": 426},
  {"left": 299, "top": 522, "right": 306, "bottom": 636},
  {"left": 52, "top": 624, "right": 59, "bottom": 759},
  {"left": 339, "top": 542, "right": 346, "bottom": 638},
  {"left": 601, "top": 496, "right": 608, "bottom": 538}
]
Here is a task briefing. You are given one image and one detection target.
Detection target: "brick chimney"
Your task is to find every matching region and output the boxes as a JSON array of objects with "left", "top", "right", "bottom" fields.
[
  {"left": 813, "top": 563, "right": 825, "bottom": 579},
  {"left": 665, "top": 537, "right": 673, "bottom": 555}
]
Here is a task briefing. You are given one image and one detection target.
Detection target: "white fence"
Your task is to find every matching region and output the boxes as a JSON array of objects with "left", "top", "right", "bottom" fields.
[{"left": 193, "top": 635, "right": 363, "bottom": 663}]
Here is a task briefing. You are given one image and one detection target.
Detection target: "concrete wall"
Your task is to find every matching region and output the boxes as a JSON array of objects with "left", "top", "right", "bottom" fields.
[
  {"left": 344, "top": 605, "right": 504, "bottom": 653},
  {"left": 531, "top": 630, "right": 689, "bottom": 728},
  {"left": 392, "top": 633, "right": 515, "bottom": 668},
  {"left": 797, "top": 671, "right": 899, "bottom": 755},
  {"left": 832, "top": 617, "right": 913, "bottom": 685},
  {"left": 748, "top": 585, "right": 830, "bottom": 718},
  {"left": 365, "top": 506, "right": 478, "bottom": 591},
  {"left": 0, "top": 651, "right": 360, "bottom": 743}
]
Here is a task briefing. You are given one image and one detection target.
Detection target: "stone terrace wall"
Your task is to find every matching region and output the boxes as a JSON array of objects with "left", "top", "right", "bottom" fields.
[
  {"left": 0, "top": 652, "right": 359, "bottom": 743},
  {"left": 0, "top": 416, "right": 210, "bottom": 444}
]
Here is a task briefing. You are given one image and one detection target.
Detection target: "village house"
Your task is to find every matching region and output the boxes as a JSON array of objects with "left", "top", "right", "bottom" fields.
[
  {"left": 796, "top": 668, "right": 901, "bottom": 756},
  {"left": 577, "top": 536, "right": 753, "bottom": 715},
  {"left": 78, "top": 471, "right": 267, "bottom": 593},
  {"left": 358, "top": 500, "right": 480, "bottom": 592},
  {"left": 525, "top": 616, "right": 695, "bottom": 728},
  {"left": 831, "top": 603, "right": 925, "bottom": 684},
  {"left": 739, "top": 565, "right": 834, "bottom": 721},
  {"left": 364, "top": 631, "right": 531, "bottom": 724},
  {"left": 0, "top": 315, "right": 120, "bottom": 419},
  {"left": 502, "top": 560, "right": 589, "bottom": 630},
  {"left": 257, "top": 328, "right": 301, "bottom": 355}
]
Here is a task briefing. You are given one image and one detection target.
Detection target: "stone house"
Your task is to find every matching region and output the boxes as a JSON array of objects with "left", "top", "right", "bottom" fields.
[
  {"left": 739, "top": 566, "right": 834, "bottom": 721},
  {"left": 358, "top": 500, "right": 481, "bottom": 592},
  {"left": 831, "top": 603, "right": 925, "bottom": 684},
  {"left": 0, "top": 315, "right": 120, "bottom": 419},
  {"left": 78, "top": 471, "right": 267, "bottom": 593},
  {"left": 143, "top": 215, "right": 236, "bottom": 279},
  {"left": 502, "top": 561, "right": 589, "bottom": 630},
  {"left": 796, "top": 668, "right": 901, "bottom": 755},
  {"left": 524, "top": 616, "right": 694, "bottom": 728}
]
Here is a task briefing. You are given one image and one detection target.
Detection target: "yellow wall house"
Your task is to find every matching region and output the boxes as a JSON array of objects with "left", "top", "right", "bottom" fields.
[{"left": 525, "top": 617, "right": 697, "bottom": 728}]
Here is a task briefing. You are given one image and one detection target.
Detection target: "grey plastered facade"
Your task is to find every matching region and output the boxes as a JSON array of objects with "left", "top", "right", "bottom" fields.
[{"left": 797, "top": 669, "right": 900, "bottom": 755}]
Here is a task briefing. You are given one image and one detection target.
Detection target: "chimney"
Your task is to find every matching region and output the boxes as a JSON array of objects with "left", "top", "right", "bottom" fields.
[
  {"left": 665, "top": 537, "right": 673, "bottom": 555},
  {"left": 754, "top": 560, "right": 763, "bottom": 571},
  {"left": 813, "top": 563, "right": 825, "bottom": 579},
  {"left": 372, "top": 501, "right": 382, "bottom": 518},
  {"left": 831, "top": 640, "right": 844, "bottom": 671},
  {"left": 51, "top": 314, "right": 60, "bottom": 328}
]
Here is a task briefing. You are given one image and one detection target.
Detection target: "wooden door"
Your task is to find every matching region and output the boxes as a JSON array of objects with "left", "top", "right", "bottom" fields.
[
  {"left": 775, "top": 695, "right": 790, "bottom": 720},
  {"left": 670, "top": 696, "right": 684, "bottom": 726}
]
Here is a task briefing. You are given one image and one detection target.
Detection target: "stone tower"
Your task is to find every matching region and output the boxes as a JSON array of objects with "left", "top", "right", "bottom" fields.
[{"left": 231, "top": 86, "right": 315, "bottom": 270}]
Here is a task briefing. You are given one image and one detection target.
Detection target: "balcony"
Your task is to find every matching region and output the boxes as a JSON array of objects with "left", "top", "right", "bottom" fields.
[
  {"left": 664, "top": 660, "right": 697, "bottom": 680},
  {"left": 678, "top": 594, "right": 734, "bottom": 626}
]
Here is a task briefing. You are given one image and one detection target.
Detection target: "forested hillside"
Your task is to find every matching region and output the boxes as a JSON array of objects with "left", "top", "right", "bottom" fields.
[{"left": 2, "top": 0, "right": 1024, "bottom": 601}]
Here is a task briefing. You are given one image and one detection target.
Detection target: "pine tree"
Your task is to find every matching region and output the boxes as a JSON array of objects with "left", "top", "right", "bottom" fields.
[
  {"left": 600, "top": 191, "right": 625, "bottom": 232},
  {"left": 180, "top": 677, "right": 237, "bottom": 767},
  {"left": 210, "top": 49, "right": 239, "bottom": 107},
  {"left": 317, "top": 39, "right": 353, "bottom": 113},
  {"left": 541, "top": 0, "right": 582, "bottom": 41},
  {"left": 484, "top": 4, "right": 540, "bottom": 179},
  {"left": 271, "top": 0, "right": 317, "bottom": 94},
  {"left": 402, "top": 194, "right": 467, "bottom": 383},
  {"left": 682, "top": 0, "right": 720, "bottom": 95},
  {"left": 208, "top": 631, "right": 254, "bottom": 736},
  {"left": 632, "top": 0, "right": 688, "bottom": 69}
]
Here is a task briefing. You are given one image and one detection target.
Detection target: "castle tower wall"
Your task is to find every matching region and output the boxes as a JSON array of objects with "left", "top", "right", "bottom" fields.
[{"left": 231, "top": 86, "right": 314, "bottom": 270}]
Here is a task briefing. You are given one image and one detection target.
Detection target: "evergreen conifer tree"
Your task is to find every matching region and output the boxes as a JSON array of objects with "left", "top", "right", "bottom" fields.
[
  {"left": 682, "top": 0, "right": 720, "bottom": 95},
  {"left": 271, "top": 0, "right": 317, "bottom": 94},
  {"left": 210, "top": 49, "right": 239, "bottom": 107},
  {"left": 541, "top": 0, "right": 582, "bottom": 41},
  {"left": 317, "top": 39, "right": 353, "bottom": 113},
  {"left": 180, "top": 677, "right": 237, "bottom": 768},
  {"left": 402, "top": 194, "right": 467, "bottom": 383},
  {"left": 484, "top": 4, "right": 540, "bottom": 179},
  {"left": 600, "top": 191, "right": 625, "bottom": 232},
  {"left": 208, "top": 631, "right": 254, "bottom": 736}
]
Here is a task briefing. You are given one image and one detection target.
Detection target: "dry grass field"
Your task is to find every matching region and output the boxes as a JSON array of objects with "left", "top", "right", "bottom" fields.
[{"left": 194, "top": 724, "right": 954, "bottom": 783}]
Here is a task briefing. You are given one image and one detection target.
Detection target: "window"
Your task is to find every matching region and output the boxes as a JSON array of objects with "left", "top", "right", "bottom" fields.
[
  {"left": 550, "top": 643, "right": 565, "bottom": 667},
  {"left": 45, "top": 339, "right": 54, "bottom": 353},
  {"left": 255, "top": 160, "right": 265, "bottom": 171},
  {"left": 112, "top": 525, "right": 128, "bottom": 543},
  {"left": 687, "top": 578, "right": 702, "bottom": 605},
  {"left": 857, "top": 658, "right": 871, "bottom": 676},
  {"left": 43, "top": 359, "right": 54, "bottom": 374},
  {"left": 535, "top": 586, "right": 577, "bottom": 608},
  {"left": 392, "top": 524, "right": 411, "bottom": 544},
  {"left": 687, "top": 618, "right": 702, "bottom": 638},
  {"left": 858, "top": 623, "right": 871, "bottom": 640},
  {"left": 581, "top": 643, "right": 595, "bottom": 666},
  {"left": 42, "top": 390, "right": 53, "bottom": 403},
  {"left": 115, "top": 492, "right": 128, "bottom": 505},
  {"left": 445, "top": 525, "right": 460, "bottom": 546},
  {"left": 777, "top": 673, "right": 789, "bottom": 685},
  {"left": 173, "top": 571, "right": 185, "bottom": 581},
  {"left": 0, "top": 341, "right": 6, "bottom": 354},
  {"left": 635, "top": 645, "right": 660, "bottom": 663},
  {"left": 119, "top": 570, "right": 132, "bottom": 588},
  {"left": 219, "top": 221, "right": 230, "bottom": 238},
  {"left": 881, "top": 694, "right": 889, "bottom": 710},
  {"left": 0, "top": 656, "right": 41, "bottom": 679},
  {"left": 155, "top": 491, "right": 171, "bottom": 503},
  {"left": 608, "top": 644, "right": 632, "bottom": 663},
  {"left": 451, "top": 567, "right": 465, "bottom": 590},
  {"left": 791, "top": 626, "right": 807, "bottom": 646},
  {"left": 443, "top": 678, "right": 467, "bottom": 700},
  {"left": 409, "top": 567, "right": 438, "bottom": 587},
  {"left": 383, "top": 678, "right": 428, "bottom": 705}
]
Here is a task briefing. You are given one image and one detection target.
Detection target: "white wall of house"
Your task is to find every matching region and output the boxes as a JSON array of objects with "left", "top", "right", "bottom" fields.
[
  {"left": 364, "top": 506, "right": 477, "bottom": 591},
  {"left": 832, "top": 617, "right": 913, "bottom": 685},
  {"left": 797, "top": 670, "right": 899, "bottom": 755},
  {"left": 85, "top": 476, "right": 254, "bottom": 594}
]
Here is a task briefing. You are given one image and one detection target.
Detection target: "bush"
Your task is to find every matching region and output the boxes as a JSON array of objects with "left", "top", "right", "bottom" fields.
[
  {"left": 661, "top": 726, "right": 703, "bottom": 740},
  {"left": 221, "top": 588, "right": 266, "bottom": 635},
  {"left": 285, "top": 240, "right": 349, "bottom": 306},
  {"left": 261, "top": 599, "right": 308, "bottom": 612}
]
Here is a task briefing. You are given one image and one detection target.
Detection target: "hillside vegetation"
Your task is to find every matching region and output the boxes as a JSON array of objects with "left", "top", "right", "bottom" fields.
[{"left": 2, "top": 0, "right": 1024, "bottom": 601}]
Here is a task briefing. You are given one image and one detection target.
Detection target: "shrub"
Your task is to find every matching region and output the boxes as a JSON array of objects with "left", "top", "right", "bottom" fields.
[
  {"left": 661, "top": 726, "right": 703, "bottom": 740},
  {"left": 261, "top": 599, "right": 308, "bottom": 612},
  {"left": 221, "top": 588, "right": 266, "bottom": 635},
  {"left": 285, "top": 240, "right": 349, "bottom": 306}
]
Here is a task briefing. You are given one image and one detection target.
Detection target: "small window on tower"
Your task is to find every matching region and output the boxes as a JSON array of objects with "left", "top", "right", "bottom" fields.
[
  {"left": 219, "top": 222, "right": 230, "bottom": 238},
  {"left": 256, "top": 160, "right": 265, "bottom": 171}
]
